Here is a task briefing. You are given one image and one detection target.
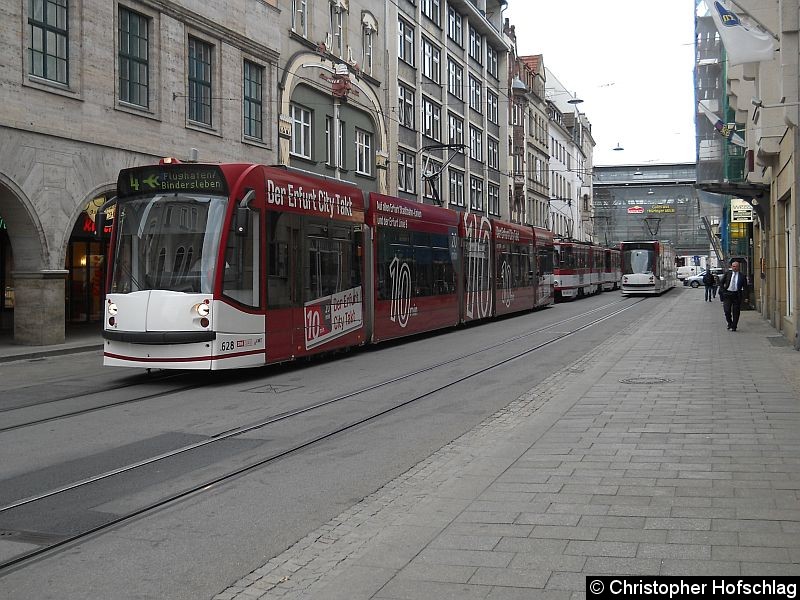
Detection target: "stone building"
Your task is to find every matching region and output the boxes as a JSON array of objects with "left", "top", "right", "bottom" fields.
[
  {"left": 277, "top": 0, "right": 387, "bottom": 193},
  {"left": 694, "top": 0, "right": 800, "bottom": 349},
  {"left": 0, "top": 0, "right": 280, "bottom": 345}
]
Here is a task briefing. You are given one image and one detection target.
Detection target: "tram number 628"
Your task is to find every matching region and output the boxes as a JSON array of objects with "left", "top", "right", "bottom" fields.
[{"left": 220, "top": 341, "right": 236, "bottom": 351}]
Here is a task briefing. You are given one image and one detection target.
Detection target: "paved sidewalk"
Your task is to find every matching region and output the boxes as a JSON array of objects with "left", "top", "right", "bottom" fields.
[
  {"left": 214, "top": 290, "right": 800, "bottom": 600},
  {"left": 0, "top": 324, "right": 103, "bottom": 363}
]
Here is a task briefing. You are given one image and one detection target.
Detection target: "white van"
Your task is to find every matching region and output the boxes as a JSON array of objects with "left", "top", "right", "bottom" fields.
[{"left": 676, "top": 265, "right": 700, "bottom": 280}]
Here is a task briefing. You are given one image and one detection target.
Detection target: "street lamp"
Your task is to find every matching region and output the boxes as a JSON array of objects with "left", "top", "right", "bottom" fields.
[{"left": 545, "top": 89, "right": 583, "bottom": 105}]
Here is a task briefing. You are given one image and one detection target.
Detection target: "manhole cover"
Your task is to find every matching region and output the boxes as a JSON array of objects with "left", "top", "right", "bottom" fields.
[{"left": 619, "top": 377, "right": 671, "bottom": 385}]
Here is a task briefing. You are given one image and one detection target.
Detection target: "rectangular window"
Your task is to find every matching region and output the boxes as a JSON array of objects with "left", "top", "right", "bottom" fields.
[
  {"left": 423, "top": 159, "right": 441, "bottom": 201},
  {"left": 486, "top": 45, "right": 498, "bottom": 79},
  {"left": 324, "top": 117, "right": 344, "bottom": 167},
  {"left": 469, "top": 176, "right": 483, "bottom": 211},
  {"left": 291, "top": 103, "right": 312, "bottom": 159},
  {"left": 469, "top": 76, "right": 482, "bottom": 112},
  {"left": 330, "top": 5, "right": 343, "bottom": 56},
  {"left": 421, "top": 0, "right": 441, "bottom": 26},
  {"left": 188, "top": 37, "right": 213, "bottom": 126},
  {"left": 447, "top": 59, "right": 463, "bottom": 99},
  {"left": 119, "top": 7, "right": 149, "bottom": 107},
  {"left": 422, "top": 97, "right": 441, "bottom": 141},
  {"left": 291, "top": 0, "right": 307, "bottom": 36},
  {"left": 398, "top": 83, "right": 415, "bottom": 129},
  {"left": 487, "top": 90, "right": 499, "bottom": 124},
  {"left": 398, "top": 149, "right": 416, "bottom": 193},
  {"left": 448, "top": 112, "right": 463, "bottom": 145},
  {"left": 487, "top": 137, "right": 499, "bottom": 170},
  {"left": 421, "top": 37, "right": 440, "bottom": 83},
  {"left": 398, "top": 18, "right": 415, "bottom": 66},
  {"left": 487, "top": 183, "right": 500, "bottom": 216},
  {"left": 449, "top": 169, "right": 464, "bottom": 207},
  {"left": 447, "top": 7, "right": 462, "bottom": 45},
  {"left": 29, "top": 0, "right": 68, "bottom": 83},
  {"left": 469, "top": 126, "right": 482, "bottom": 161},
  {"left": 243, "top": 60, "right": 263, "bottom": 140},
  {"left": 355, "top": 128, "right": 372, "bottom": 175},
  {"left": 468, "top": 27, "right": 481, "bottom": 64},
  {"left": 362, "top": 26, "right": 373, "bottom": 75}
]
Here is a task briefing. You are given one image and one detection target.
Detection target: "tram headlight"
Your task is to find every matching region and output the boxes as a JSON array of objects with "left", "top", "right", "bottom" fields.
[
  {"left": 107, "top": 302, "right": 118, "bottom": 316},
  {"left": 553, "top": 279, "right": 559, "bottom": 287},
  {"left": 194, "top": 301, "right": 211, "bottom": 318}
]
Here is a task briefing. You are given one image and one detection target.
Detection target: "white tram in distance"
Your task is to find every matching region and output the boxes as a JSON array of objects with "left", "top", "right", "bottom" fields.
[{"left": 619, "top": 240, "right": 677, "bottom": 296}]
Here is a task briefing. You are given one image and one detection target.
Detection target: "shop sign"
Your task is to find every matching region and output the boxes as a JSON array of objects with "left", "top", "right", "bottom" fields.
[
  {"left": 730, "top": 198, "right": 753, "bottom": 223},
  {"left": 627, "top": 206, "right": 644, "bottom": 214}
]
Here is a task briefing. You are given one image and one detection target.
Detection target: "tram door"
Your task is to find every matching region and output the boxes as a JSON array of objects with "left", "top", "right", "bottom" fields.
[{"left": 266, "top": 211, "right": 301, "bottom": 361}]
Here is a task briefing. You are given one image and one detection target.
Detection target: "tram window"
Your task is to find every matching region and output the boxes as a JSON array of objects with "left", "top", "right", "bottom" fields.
[
  {"left": 267, "top": 212, "right": 294, "bottom": 308},
  {"left": 223, "top": 209, "right": 260, "bottom": 308}
]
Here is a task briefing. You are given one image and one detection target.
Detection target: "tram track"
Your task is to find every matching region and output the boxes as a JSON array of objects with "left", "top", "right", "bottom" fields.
[
  {"left": 0, "top": 297, "right": 633, "bottom": 433},
  {"left": 0, "top": 296, "right": 644, "bottom": 573}
]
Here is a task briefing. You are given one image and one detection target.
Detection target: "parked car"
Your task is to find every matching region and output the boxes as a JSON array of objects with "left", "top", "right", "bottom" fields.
[{"left": 684, "top": 268, "right": 724, "bottom": 288}]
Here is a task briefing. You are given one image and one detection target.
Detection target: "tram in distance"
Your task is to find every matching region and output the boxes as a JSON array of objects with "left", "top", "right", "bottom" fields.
[
  {"left": 101, "top": 160, "right": 613, "bottom": 370},
  {"left": 553, "top": 239, "right": 621, "bottom": 301},
  {"left": 619, "top": 240, "right": 677, "bottom": 296}
]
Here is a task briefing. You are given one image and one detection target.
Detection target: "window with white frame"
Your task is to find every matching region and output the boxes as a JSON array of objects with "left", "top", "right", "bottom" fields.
[
  {"left": 447, "top": 59, "right": 463, "bottom": 99},
  {"left": 421, "top": 37, "right": 440, "bottom": 83},
  {"left": 398, "top": 18, "right": 414, "bottom": 66},
  {"left": 423, "top": 159, "right": 441, "bottom": 201},
  {"left": 469, "top": 76, "right": 482, "bottom": 112},
  {"left": 398, "top": 149, "right": 416, "bottom": 193},
  {"left": 469, "top": 176, "right": 483, "bottom": 210},
  {"left": 486, "top": 45, "right": 498, "bottom": 79},
  {"left": 290, "top": 103, "right": 312, "bottom": 159},
  {"left": 291, "top": 0, "right": 307, "bottom": 36},
  {"left": 325, "top": 117, "right": 344, "bottom": 167},
  {"left": 449, "top": 169, "right": 465, "bottom": 207},
  {"left": 487, "top": 137, "right": 499, "bottom": 170},
  {"left": 448, "top": 112, "right": 463, "bottom": 145},
  {"left": 422, "top": 96, "right": 441, "bottom": 141},
  {"left": 468, "top": 27, "right": 481, "bottom": 63},
  {"left": 486, "top": 90, "right": 499, "bottom": 125},
  {"left": 421, "top": 0, "right": 441, "bottom": 26},
  {"left": 487, "top": 183, "right": 500, "bottom": 216},
  {"left": 355, "top": 129, "right": 372, "bottom": 175},
  {"left": 399, "top": 83, "right": 415, "bottom": 129},
  {"left": 447, "top": 7, "right": 463, "bottom": 45},
  {"left": 330, "top": 5, "right": 344, "bottom": 56},
  {"left": 469, "top": 126, "right": 482, "bottom": 161},
  {"left": 362, "top": 25, "right": 373, "bottom": 75}
]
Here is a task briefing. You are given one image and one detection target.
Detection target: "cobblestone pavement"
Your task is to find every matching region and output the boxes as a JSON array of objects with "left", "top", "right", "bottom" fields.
[{"left": 214, "top": 291, "right": 800, "bottom": 600}]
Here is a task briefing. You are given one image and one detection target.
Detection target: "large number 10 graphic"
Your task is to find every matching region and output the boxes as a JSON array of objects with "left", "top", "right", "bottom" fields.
[{"left": 389, "top": 257, "right": 412, "bottom": 328}]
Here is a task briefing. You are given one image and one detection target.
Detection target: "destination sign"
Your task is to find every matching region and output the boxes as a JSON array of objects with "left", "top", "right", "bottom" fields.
[{"left": 117, "top": 165, "right": 227, "bottom": 197}]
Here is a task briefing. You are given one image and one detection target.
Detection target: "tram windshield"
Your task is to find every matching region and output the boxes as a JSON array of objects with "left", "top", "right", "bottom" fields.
[
  {"left": 110, "top": 194, "right": 228, "bottom": 294},
  {"left": 622, "top": 249, "right": 655, "bottom": 275}
]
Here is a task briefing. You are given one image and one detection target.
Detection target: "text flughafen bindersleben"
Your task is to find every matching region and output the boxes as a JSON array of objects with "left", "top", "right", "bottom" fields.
[{"left": 607, "top": 579, "right": 796, "bottom": 598}]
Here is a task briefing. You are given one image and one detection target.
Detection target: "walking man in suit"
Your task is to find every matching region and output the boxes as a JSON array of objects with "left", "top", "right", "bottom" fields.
[{"left": 719, "top": 261, "right": 747, "bottom": 331}]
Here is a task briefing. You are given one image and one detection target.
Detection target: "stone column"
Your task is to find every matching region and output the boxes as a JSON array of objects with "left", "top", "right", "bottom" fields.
[{"left": 12, "top": 270, "right": 68, "bottom": 345}]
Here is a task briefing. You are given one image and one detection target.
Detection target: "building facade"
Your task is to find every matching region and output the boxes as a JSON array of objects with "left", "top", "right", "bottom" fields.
[
  {"left": 278, "top": 0, "right": 386, "bottom": 193},
  {"left": 694, "top": 0, "right": 800, "bottom": 349},
  {"left": 0, "top": 0, "right": 280, "bottom": 344},
  {"left": 545, "top": 69, "right": 594, "bottom": 241},
  {"left": 594, "top": 163, "right": 718, "bottom": 254},
  {"left": 385, "top": 0, "right": 510, "bottom": 217}
]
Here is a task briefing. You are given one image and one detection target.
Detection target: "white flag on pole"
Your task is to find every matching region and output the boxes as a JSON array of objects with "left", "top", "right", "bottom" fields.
[{"left": 708, "top": 0, "right": 775, "bottom": 66}]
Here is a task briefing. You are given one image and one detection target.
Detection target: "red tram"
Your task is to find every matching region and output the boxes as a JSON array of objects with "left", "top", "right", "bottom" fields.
[{"left": 103, "top": 161, "right": 611, "bottom": 370}]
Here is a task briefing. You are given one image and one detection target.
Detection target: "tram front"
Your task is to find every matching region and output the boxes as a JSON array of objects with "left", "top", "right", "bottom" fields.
[{"left": 103, "top": 162, "right": 265, "bottom": 369}]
